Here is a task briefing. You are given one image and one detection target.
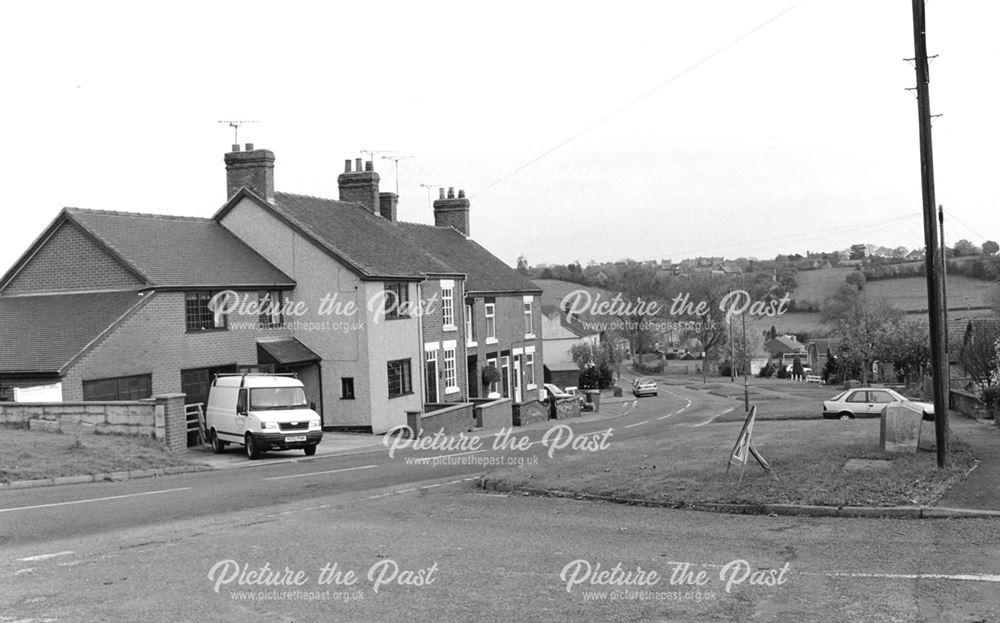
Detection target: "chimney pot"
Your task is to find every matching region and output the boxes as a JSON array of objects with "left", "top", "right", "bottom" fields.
[
  {"left": 231, "top": 144, "right": 241, "bottom": 152},
  {"left": 458, "top": 189, "right": 466, "bottom": 198},
  {"left": 447, "top": 187, "right": 455, "bottom": 199},
  {"left": 439, "top": 188, "right": 445, "bottom": 200},
  {"left": 365, "top": 160, "right": 374, "bottom": 172},
  {"left": 355, "top": 158, "right": 362, "bottom": 172},
  {"left": 245, "top": 143, "right": 254, "bottom": 151},
  {"left": 344, "top": 159, "right": 352, "bottom": 172}
]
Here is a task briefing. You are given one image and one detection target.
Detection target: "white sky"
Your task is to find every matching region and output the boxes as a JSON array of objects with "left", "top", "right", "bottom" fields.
[{"left": 1, "top": 1, "right": 997, "bottom": 273}]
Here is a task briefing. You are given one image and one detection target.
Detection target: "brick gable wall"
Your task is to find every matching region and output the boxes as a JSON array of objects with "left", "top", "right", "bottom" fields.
[
  {"left": 3, "top": 221, "right": 143, "bottom": 294},
  {"left": 420, "top": 278, "right": 467, "bottom": 403}
]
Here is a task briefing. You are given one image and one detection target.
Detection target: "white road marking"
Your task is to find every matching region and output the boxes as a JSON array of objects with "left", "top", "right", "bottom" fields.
[
  {"left": 264, "top": 464, "right": 377, "bottom": 480},
  {"left": 396, "top": 488, "right": 416, "bottom": 494},
  {"left": 821, "top": 572, "right": 1000, "bottom": 583},
  {"left": 694, "top": 407, "right": 734, "bottom": 427},
  {"left": 624, "top": 421, "right": 649, "bottom": 429},
  {"left": 0, "top": 488, "right": 191, "bottom": 514},
  {"left": 17, "top": 551, "right": 75, "bottom": 562},
  {"left": 368, "top": 492, "right": 393, "bottom": 499},
  {"left": 421, "top": 484, "right": 441, "bottom": 489}
]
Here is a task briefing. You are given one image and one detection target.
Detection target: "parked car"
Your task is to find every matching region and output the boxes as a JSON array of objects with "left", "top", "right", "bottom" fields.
[
  {"left": 632, "top": 377, "right": 658, "bottom": 397},
  {"left": 206, "top": 373, "right": 323, "bottom": 459},
  {"left": 822, "top": 387, "right": 934, "bottom": 421}
]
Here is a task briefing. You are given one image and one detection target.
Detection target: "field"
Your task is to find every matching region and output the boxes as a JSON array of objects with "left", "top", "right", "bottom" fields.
[{"left": 791, "top": 267, "right": 994, "bottom": 312}]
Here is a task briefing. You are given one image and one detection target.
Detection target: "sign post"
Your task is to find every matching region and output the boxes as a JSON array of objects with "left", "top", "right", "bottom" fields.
[{"left": 727, "top": 406, "right": 778, "bottom": 485}]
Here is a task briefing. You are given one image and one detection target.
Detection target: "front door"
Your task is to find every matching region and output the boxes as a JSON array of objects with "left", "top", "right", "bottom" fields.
[
  {"left": 513, "top": 354, "right": 522, "bottom": 403},
  {"left": 425, "top": 350, "right": 439, "bottom": 403},
  {"left": 500, "top": 356, "right": 510, "bottom": 399}
]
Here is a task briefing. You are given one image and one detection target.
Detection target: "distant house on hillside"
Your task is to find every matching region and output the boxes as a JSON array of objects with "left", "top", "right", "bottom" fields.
[
  {"left": 807, "top": 338, "right": 841, "bottom": 371},
  {"left": 765, "top": 335, "right": 807, "bottom": 367},
  {"left": 539, "top": 305, "right": 600, "bottom": 388}
]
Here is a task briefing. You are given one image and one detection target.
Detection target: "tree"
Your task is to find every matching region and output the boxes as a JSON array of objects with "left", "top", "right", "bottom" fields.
[
  {"left": 953, "top": 239, "right": 981, "bottom": 257},
  {"left": 845, "top": 270, "right": 866, "bottom": 291},
  {"left": 822, "top": 283, "right": 861, "bottom": 323},
  {"left": 516, "top": 255, "right": 529, "bottom": 274},
  {"left": 835, "top": 296, "right": 905, "bottom": 385},
  {"left": 881, "top": 320, "right": 931, "bottom": 389},
  {"left": 984, "top": 240, "right": 999, "bottom": 256},
  {"left": 959, "top": 322, "right": 1000, "bottom": 391},
  {"left": 849, "top": 244, "right": 867, "bottom": 260},
  {"left": 990, "top": 284, "right": 1000, "bottom": 316}
]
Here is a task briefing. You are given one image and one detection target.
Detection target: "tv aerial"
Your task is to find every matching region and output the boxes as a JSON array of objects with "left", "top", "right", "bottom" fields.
[{"left": 217, "top": 120, "right": 259, "bottom": 145}]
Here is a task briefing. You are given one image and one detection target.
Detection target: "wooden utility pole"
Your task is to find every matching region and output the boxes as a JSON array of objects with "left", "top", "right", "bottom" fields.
[{"left": 910, "top": 0, "right": 950, "bottom": 467}]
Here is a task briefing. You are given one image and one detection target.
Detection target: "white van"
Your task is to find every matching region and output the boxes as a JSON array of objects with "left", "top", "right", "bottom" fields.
[{"left": 206, "top": 373, "right": 322, "bottom": 459}]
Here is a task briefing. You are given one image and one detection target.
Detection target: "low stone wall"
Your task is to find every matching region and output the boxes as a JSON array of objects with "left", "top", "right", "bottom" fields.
[
  {"left": 417, "top": 402, "right": 476, "bottom": 436},
  {"left": 551, "top": 397, "right": 581, "bottom": 420},
  {"left": 512, "top": 399, "right": 548, "bottom": 427},
  {"left": 472, "top": 397, "right": 512, "bottom": 431},
  {"left": 950, "top": 389, "right": 984, "bottom": 419},
  {"left": 0, "top": 394, "right": 188, "bottom": 452}
]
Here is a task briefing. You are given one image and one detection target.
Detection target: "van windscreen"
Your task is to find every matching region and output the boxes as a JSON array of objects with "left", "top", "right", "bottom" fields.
[{"left": 250, "top": 387, "right": 308, "bottom": 410}]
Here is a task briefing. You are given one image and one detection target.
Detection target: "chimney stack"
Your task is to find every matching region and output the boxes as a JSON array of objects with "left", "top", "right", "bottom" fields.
[
  {"left": 433, "top": 186, "right": 471, "bottom": 237},
  {"left": 224, "top": 146, "right": 275, "bottom": 203},
  {"left": 378, "top": 192, "right": 398, "bottom": 221},
  {"left": 338, "top": 158, "right": 380, "bottom": 213}
]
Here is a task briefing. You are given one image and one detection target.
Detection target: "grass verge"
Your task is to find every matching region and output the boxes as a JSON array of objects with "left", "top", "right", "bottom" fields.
[
  {"left": 0, "top": 426, "right": 194, "bottom": 483},
  {"left": 482, "top": 419, "right": 976, "bottom": 508}
]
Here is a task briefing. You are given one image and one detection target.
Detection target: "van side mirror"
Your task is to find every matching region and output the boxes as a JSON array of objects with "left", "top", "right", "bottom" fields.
[{"left": 310, "top": 401, "right": 317, "bottom": 411}]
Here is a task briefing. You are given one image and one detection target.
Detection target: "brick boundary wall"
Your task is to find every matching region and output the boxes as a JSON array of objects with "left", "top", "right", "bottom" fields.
[
  {"left": 471, "top": 397, "right": 512, "bottom": 430},
  {"left": 512, "top": 399, "right": 548, "bottom": 427},
  {"left": 950, "top": 389, "right": 985, "bottom": 419},
  {"left": 418, "top": 402, "right": 476, "bottom": 436},
  {"left": 551, "top": 397, "right": 582, "bottom": 420},
  {"left": 0, "top": 393, "right": 189, "bottom": 453}
]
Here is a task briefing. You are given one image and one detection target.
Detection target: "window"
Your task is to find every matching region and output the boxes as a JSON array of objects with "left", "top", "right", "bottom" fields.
[
  {"left": 523, "top": 299, "right": 533, "bottom": 336},
  {"left": 485, "top": 300, "right": 496, "bottom": 343},
  {"left": 384, "top": 282, "right": 410, "bottom": 319},
  {"left": 186, "top": 291, "right": 227, "bottom": 331},
  {"left": 82, "top": 374, "right": 152, "bottom": 401},
  {"left": 425, "top": 350, "right": 439, "bottom": 403},
  {"left": 387, "top": 359, "right": 412, "bottom": 398},
  {"left": 258, "top": 290, "right": 283, "bottom": 329},
  {"left": 500, "top": 356, "right": 510, "bottom": 399},
  {"left": 441, "top": 281, "right": 455, "bottom": 330},
  {"left": 465, "top": 302, "right": 476, "bottom": 344},
  {"left": 846, "top": 391, "right": 867, "bottom": 403},
  {"left": 486, "top": 356, "right": 498, "bottom": 395},
  {"left": 870, "top": 391, "right": 894, "bottom": 404},
  {"left": 341, "top": 378, "right": 355, "bottom": 400},
  {"left": 443, "top": 347, "right": 457, "bottom": 393},
  {"left": 525, "top": 352, "right": 535, "bottom": 388}
]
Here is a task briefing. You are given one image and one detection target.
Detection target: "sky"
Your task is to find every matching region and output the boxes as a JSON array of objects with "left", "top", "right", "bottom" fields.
[{"left": 1, "top": 1, "right": 997, "bottom": 275}]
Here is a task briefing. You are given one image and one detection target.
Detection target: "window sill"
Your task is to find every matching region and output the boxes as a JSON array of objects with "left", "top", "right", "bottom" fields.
[
  {"left": 485, "top": 338, "right": 498, "bottom": 345},
  {"left": 442, "top": 325, "right": 458, "bottom": 332},
  {"left": 186, "top": 327, "right": 228, "bottom": 334},
  {"left": 384, "top": 314, "right": 412, "bottom": 321},
  {"left": 466, "top": 341, "right": 478, "bottom": 348},
  {"left": 388, "top": 391, "right": 415, "bottom": 399},
  {"left": 445, "top": 386, "right": 460, "bottom": 395},
  {"left": 526, "top": 384, "right": 537, "bottom": 391},
  {"left": 524, "top": 333, "right": 535, "bottom": 340}
]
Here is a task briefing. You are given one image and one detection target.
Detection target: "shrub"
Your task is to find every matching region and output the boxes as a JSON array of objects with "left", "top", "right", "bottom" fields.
[
  {"left": 719, "top": 361, "right": 733, "bottom": 377},
  {"left": 983, "top": 386, "right": 1000, "bottom": 423},
  {"left": 775, "top": 364, "right": 789, "bottom": 379},
  {"left": 578, "top": 366, "right": 600, "bottom": 390},
  {"left": 758, "top": 362, "right": 775, "bottom": 378}
]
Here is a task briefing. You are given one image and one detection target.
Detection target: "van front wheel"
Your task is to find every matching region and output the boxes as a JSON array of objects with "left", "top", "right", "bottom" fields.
[
  {"left": 245, "top": 433, "right": 261, "bottom": 460},
  {"left": 304, "top": 445, "right": 317, "bottom": 456}
]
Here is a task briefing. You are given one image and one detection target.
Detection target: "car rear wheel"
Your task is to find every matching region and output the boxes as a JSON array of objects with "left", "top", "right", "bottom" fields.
[
  {"left": 245, "top": 433, "right": 261, "bottom": 460},
  {"left": 838, "top": 412, "right": 853, "bottom": 420}
]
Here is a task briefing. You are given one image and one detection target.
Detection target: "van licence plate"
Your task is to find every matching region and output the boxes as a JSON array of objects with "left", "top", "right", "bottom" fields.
[{"left": 285, "top": 435, "right": 307, "bottom": 442}]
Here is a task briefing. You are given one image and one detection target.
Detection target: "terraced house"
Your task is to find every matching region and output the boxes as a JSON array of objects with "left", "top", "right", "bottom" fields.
[{"left": 0, "top": 145, "right": 542, "bottom": 434}]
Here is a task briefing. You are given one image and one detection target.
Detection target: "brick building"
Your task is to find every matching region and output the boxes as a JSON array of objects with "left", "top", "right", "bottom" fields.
[{"left": 0, "top": 146, "right": 542, "bottom": 434}]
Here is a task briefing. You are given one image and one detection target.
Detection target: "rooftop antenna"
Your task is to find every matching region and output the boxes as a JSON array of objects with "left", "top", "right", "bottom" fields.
[
  {"left": 382, "top": 155, "right": 413, "bottom": 196},
  {"left": 419, "top": 183, "right": 441, "bottom": 211},
  {"left": 217, "top": 120, "right": 259, "bottom": 146},
  {"left": 360, "top": 149, "right": 395, "bottom": 169}
]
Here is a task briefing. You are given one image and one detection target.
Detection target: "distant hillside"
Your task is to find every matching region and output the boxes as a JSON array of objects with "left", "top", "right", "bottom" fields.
[
  {"left": 532, "top": 279, "right": 618, "bottom": 322},
  {"left": 790, "top": 267, "right": 994, "bottom": 312}
]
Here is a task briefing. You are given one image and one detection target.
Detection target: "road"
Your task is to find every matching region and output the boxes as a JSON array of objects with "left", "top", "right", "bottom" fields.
[{"left": 3, "top": 382, "right": 998, "bottom": 622}]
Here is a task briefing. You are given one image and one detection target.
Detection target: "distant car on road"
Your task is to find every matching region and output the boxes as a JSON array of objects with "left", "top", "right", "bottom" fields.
[
  {"left": 822, "top": 387, "right": 934, "bottom": 421},
  {"left": 632, "top": 378, "right": 658, "bottom": 398}
]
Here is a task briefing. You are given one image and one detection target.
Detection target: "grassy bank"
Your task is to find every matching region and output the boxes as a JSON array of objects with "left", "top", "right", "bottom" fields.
[
  {"left": 0, "top": 426, "right": 194, "bottom": 483},
  {"left": 482, "top": 419, "right": 975, "bottom": 508}
]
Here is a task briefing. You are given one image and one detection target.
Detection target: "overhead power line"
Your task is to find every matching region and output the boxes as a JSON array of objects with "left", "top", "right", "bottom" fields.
[{"left": 471, "top": 1, "right": 805, "bottom": 198}]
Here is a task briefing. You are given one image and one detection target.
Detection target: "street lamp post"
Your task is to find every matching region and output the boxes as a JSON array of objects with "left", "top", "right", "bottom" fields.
[{"left": 740, "top": 270, "right": 750, "bottom": 412}]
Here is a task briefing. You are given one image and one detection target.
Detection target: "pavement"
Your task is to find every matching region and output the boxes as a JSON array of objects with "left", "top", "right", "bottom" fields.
[{"left": 932, "top": 411, "right": 1000, "bottom": 513}]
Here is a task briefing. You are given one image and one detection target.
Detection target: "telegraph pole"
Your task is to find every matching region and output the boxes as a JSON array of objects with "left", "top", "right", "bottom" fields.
[{"left": 910, "top": 0, "right": 949, "bottom": 467}]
